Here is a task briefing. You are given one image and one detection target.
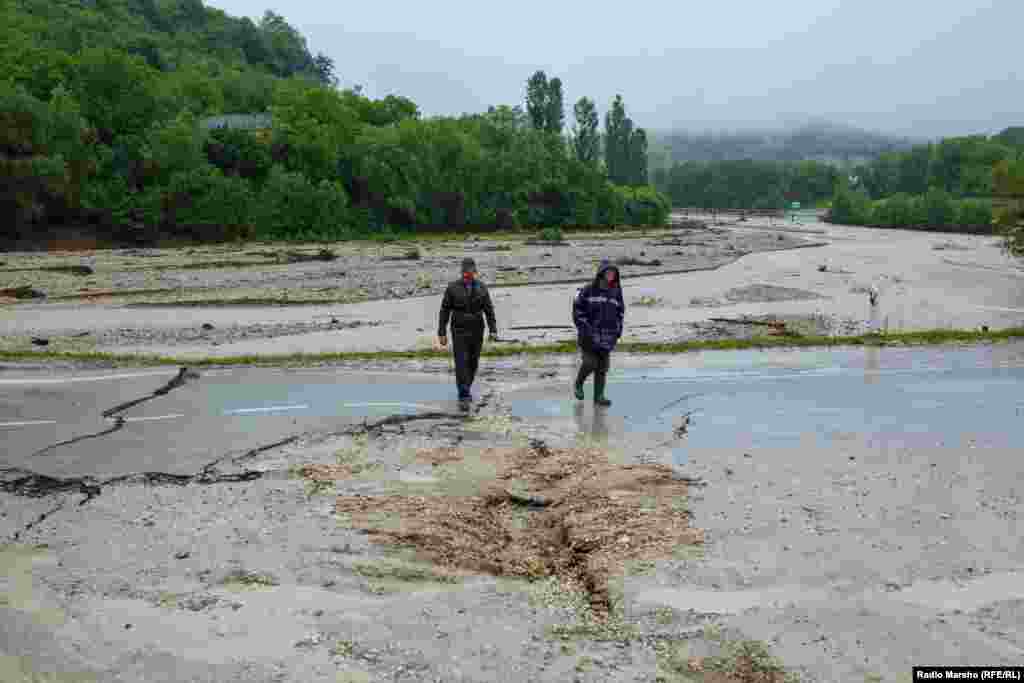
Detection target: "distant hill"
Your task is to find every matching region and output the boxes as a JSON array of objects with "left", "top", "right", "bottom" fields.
[{"left": 649, "top": 121, "right": 918, "bottom": 168}]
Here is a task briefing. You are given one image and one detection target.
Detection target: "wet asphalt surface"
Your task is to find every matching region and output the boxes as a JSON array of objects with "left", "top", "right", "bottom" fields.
[{"left": 2, "top": 342, "right": 1024, "bottom": 682}]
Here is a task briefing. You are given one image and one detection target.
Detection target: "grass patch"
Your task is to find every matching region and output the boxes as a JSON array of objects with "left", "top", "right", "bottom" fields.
[
  {"left": 3, "top": 326, "right": 1022, "bottom": 367},
  {"left": 656, "top": 637, "right": 800, "bottom": 683},
  {"left": 351, "top": 559, "right": 460, "bottom": 584},
  {"left": 219, "top": 570, "right": 278, "bottom": 590},
  {"left": 633, "top": 295, "right": 665, "bottom": 307},
  {"left": 655, "top": 606, "right": 678, "bottom": 625},
  {"left": 546, "top": 614, "right": 640, "bottom": 643},
  {"left": 330, "top": 640, "right": 356, "bottom": 658},
  {"left": 351, "top": 558, "right": 462, "bottom": 594}
]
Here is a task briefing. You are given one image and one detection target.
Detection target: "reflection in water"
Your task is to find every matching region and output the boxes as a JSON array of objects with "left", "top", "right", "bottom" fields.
[
  {"left": 865, "top": 346, "right": 881, "bottom": 385},
  {"left": 573, "top": 402, "right": 610, "bottom": 444}
]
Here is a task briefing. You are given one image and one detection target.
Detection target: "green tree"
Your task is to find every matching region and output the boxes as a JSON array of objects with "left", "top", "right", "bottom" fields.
[
  {"left": 270, "top": 79, "right": 359, "bottom": 183},
  {"left": 571, "top": 96, "right": 600, "bottom": 164},
  {"left": 254, "top": 165, "right": 350, "bottom": 240},
  {"left": 604, "top": 94, "right": 627, "bottom": 185},
  {"left": 544, "top": 77, "right": 564, "bottom": 135},
  {"left": 71, "top": 47, "right": 162, "bottom": 140},
  {"left": 993, "top": 158, "right": 1024, "bottom": 256},
  {"left": 629, "top": 127, "right": 648, "bottom": 186},
  {"left": 829, "top": 180, "right": 872, "bottom": 225},
  {"left": 525, "top": 70, "right": 548, "bottom": 131}
]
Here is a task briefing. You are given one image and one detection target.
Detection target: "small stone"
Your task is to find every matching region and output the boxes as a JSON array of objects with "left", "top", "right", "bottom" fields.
[
  {"left": 174, "top": 551, "right": 190, "bottom": 560},
  {"left": 124, "top": 623, "right": 133, "bottom": 630},
  {"left": 202, "top": 323, "right": 214, "bottom": 331}
]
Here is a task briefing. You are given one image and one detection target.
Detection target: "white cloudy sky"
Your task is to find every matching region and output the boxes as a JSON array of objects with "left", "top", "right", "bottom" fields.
[{"left": 206, "top": 0, "right": 1022, "bottom": 138}]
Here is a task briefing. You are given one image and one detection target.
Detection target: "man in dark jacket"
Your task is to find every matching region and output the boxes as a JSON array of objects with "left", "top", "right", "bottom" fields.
[
  {"left": 438, "top": 257, "right": 498, "bottom": 404},
  {"left": 572, "top": 259, "right": 624, "bottom": 406}
]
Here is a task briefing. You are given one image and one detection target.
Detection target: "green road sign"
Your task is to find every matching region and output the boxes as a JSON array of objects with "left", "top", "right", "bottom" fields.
[{"left": 790, "top": 201, "right": 801, "bottom": 210}]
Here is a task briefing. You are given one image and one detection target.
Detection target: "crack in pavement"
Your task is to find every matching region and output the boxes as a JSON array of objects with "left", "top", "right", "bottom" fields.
[
  {"left": 30, "top": 367, "right": 200, "bottom": 458},
  {"left": 9, "top": 499, "right": 68, "bottom": 542},
  {"left": 30, "top": 418, "right": 127, "bottom": 458},
  {"left": 0, "top": 426, "right": 310, "bottom": 537},
  {"left": 100, "top": 367, "right": 200, "bottom": 419},
  {"left": 338, "top": 411, "right": 472, "bottom": 436}
]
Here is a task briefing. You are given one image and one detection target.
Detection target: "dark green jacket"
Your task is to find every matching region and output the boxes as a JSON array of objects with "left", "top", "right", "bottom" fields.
[{"left": 438, "top": 279, "right": 497, "bottom": 337}]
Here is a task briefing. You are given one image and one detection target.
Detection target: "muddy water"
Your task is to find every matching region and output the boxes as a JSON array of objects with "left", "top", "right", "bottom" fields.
[{"left": 508, "top": 343, "right": 1024, "bottom": 459}]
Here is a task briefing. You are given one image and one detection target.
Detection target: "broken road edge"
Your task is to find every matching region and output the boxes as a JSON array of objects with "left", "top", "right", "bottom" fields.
[{"left": 1, "top": 326, "right": 1023, "bottom": 367}]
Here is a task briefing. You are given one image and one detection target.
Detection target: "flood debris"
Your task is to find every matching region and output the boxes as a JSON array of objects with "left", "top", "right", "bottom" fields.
[
  {"left": 282, "top": 248, "right": 337, "bottom": 263},
  {"left": 616, "top": 257, "right": 663, "bottom": 267},
  {"left": 334, "top": 441, "right": 703, "bottom": 614},
  {"left": 381, "top": 248, "right": 422, "bottom": 261},
  {"left": 0, "top": 286, "right": 46, "bottom": 299}
]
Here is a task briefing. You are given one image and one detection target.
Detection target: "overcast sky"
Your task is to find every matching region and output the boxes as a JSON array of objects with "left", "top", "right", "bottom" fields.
[{"left": 206, "top": 0, "right": 1021, "bottom": 139}]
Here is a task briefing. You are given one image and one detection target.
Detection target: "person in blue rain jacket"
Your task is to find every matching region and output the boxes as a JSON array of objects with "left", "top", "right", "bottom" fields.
[{"left": 572, "top": 259, "right": 624, "bottom": 406}]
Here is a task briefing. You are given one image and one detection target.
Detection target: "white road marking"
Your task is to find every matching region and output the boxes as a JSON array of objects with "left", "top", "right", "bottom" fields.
[
  {"left": 339, "top": 402, "right": 443, "bottom": 411},
  {"left": 224, "top": 404, "right": 310, "bottom": 415},
  {"left": 972, "top": 305, "right": 1024, "bottom": 314},
  {"left": 0, "top": 419, "right": 58, "bottom": 427},
  {"left": 0, "top": 370, "right": 174, "bottom": 385},
  {"left": 119, "top": 414, "right": 185, "bottom": 423}
]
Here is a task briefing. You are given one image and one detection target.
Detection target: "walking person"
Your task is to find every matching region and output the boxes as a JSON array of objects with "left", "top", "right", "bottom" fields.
[
  {"left": 867, "top": 284, "right": 881, "bottom": 333},
  {"left": 438, "top": 258, "right": 497, "bottom": 407},
  {"left": 572, "top": 259, "right": 624, "bottom": 407}
]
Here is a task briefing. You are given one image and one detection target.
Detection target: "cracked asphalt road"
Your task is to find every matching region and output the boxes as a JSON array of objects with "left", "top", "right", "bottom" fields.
[{"left": 1, "top": 367, "right": 476, "bottom": 479}]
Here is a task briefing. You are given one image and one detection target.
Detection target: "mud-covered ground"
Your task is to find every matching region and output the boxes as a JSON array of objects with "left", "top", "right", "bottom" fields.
[
  {"left": 0, "top": 218, "right": 830, "bottom": 353},
  {"left": 0, "top": 219, "right": 815, "bottom": 304}
]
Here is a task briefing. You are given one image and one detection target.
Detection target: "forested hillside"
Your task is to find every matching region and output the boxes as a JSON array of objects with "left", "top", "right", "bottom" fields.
[{"left": 1, "top": 0, "right": 669, "bottom": 248}]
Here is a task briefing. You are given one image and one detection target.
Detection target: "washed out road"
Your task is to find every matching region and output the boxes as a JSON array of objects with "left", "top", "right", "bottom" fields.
[
  {"left": 3, "top": 341, "right": 1022, "bottom": 477},
  {"left": 3, "top": 343, "right": 1024, "bottom": 682}
]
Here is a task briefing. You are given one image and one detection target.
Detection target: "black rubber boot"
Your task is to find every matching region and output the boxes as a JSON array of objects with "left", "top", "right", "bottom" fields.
[
  {"left": 574, "top": 363, "right": 588, "bottom": 400},
  {"left": 593, "top": 374, "right": 611, "bottom": 407}
]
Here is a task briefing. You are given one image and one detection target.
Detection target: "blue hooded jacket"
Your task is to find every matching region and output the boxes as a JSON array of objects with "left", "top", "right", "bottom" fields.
[{"left": 573, "top": 259, "right": 624, "bottom": 352}]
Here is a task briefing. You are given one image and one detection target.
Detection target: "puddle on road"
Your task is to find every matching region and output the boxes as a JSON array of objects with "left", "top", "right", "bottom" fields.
[{"left": 509, "top": 345, "right": 1024, "bottom": 456}]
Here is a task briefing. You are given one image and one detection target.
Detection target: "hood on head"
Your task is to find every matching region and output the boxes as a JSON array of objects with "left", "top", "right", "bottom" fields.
[{"left": 594, "top": 259, "right": 620, "bottom": 286}]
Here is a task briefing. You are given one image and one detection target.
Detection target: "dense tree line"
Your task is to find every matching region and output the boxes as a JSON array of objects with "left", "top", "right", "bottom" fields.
[
  {"left": 850, "top": 133, "right": 1022, "bottom": 200},
  {"left": 653, "top": 159, "right": 839, "bottom": 210},
  {"left": 1, "top": 1, "right": 669, "bottom": 246},
  {"left": 828, "top": 130, "right": 1023, "bottom": 248}
]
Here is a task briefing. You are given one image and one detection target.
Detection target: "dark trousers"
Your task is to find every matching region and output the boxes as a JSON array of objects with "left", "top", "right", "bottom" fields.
[
  {"left": 576, "top": 345, "right": 610, "bottom": 387},
  {"left": 452, "top": 329, "right": 484, "bottom": 398}
]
